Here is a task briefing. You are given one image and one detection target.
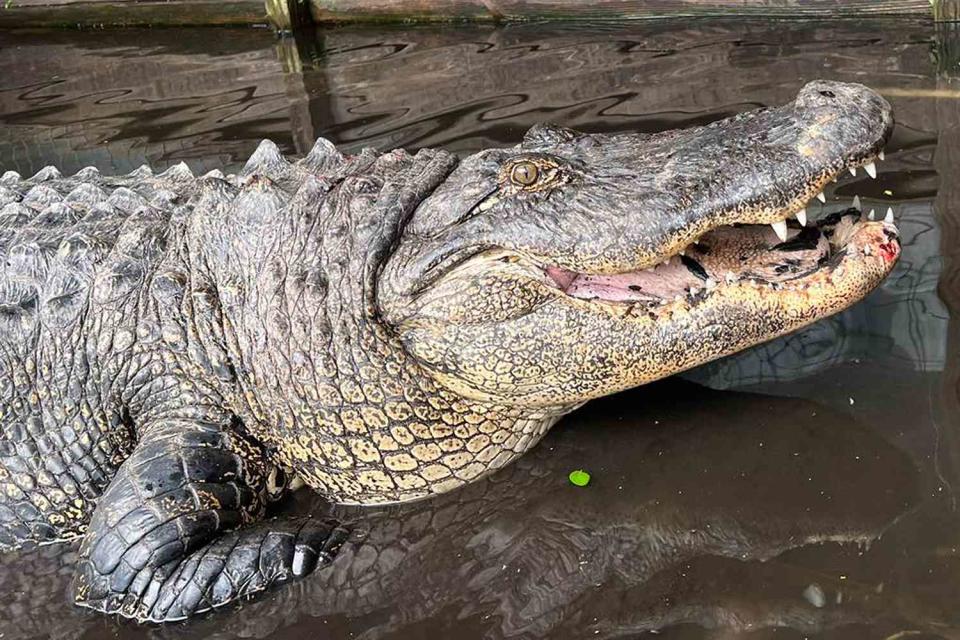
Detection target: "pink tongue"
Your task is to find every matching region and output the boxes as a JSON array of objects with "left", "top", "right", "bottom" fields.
[
  {"left": 548, "top": 259, "right": 701, "bottom": 302},
  {"left": 545, "top": 266, "right": 577, "bottom": 290}
]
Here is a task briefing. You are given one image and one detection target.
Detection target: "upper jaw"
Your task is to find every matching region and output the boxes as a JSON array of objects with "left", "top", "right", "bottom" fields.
[
  {"left": 535, "top": 206, "right": 900, "bottom": 316},
  {"left": 600, "top": 83, "right": 894, "bottom": 272},
  {"left": 575, "top": 130, "right": 896, "bottom": 299}
]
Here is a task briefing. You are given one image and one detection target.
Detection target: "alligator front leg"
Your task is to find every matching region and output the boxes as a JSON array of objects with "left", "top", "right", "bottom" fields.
[{"left": 72, "top": 414, "right": 349, "bottom": 622}]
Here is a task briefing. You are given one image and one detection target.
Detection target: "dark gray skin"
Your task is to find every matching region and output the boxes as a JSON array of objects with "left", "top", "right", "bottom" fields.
[{"left": 0, "top": 80, "right": 897, "bottom": 623}]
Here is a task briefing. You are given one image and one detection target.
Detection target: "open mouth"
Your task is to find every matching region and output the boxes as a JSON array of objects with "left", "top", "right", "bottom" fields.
[
  {"left": 544, "top": 209, "right": 898, "bottom": 311},
  {"left": 538, "top": 148, "right": 899, "bottom": 313}
]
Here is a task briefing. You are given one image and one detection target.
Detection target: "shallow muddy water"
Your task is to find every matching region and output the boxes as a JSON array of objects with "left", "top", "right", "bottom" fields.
[{"left": 0, "top": 17, "right": 958, "bottom": 639}]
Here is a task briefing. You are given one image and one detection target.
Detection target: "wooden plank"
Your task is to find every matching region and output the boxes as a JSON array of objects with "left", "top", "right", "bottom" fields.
[
  {"left": 308, "top": 0, "right": 932, "bottom": 24},
  {"left": 934, "top": 0, "right": 960, "bottom": 22},
  {"left": 0, "top": 0, "right": 267, "bottom": 28},
  {"left": 0, "top": 0, "right": 937, "bottom": 30},
  {"left": 0, "top": 0, "right": 939, "bottom": 30}
]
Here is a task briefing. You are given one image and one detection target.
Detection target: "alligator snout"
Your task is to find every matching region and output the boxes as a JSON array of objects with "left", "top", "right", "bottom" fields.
[
  {"left": 792, "top": 80, "right": 892, "bottom": 172},
  {"left": 796, "top": 80, "right": 892, "bottom": 119}
]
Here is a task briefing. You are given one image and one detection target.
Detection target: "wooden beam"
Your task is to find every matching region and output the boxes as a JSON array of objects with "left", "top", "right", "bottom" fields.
[
  {"left": 0, "top": 0, "right": 267, "bottom": 28},
  {"left": 266, "top": 0, "right": 314, "bottom": 31},
  {"left": 934, "top": 0, "right": 960, "bottom": 22},
  {"left": 308, "top": 0, "right": 932, "bottom": 24},
  {"left": 0, "top": 0, "right": 936, "bottom": 29},
  {"left": 934, "top": 8, "right": 960, "bottom": 488}
]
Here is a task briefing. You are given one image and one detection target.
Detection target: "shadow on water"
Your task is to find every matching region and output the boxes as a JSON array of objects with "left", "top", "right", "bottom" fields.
[{"left": 1, "top": 16, "right": 960, "bottom": 640}]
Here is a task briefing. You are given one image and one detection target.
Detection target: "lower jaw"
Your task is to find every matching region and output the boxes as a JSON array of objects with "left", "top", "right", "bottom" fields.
[{"left": 552, "top": 214, "right": 900, "bottom": 398}]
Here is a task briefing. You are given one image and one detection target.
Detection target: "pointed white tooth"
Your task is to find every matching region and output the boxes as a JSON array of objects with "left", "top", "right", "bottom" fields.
[
  {"left": 693, "top": 239, "right": 700, "bottom": 245},
  {"left": 849, "top": 167, "right": 857, "bottom": 176},
  {"left": 879, "top": 150, "right": 885, "bottom": 161},
  {"left": 771, "top": 220, "right": 788, "bottom": 242},
  {"left": 864, "top": 162, "right": 877, "bottom": 179},
  {"left": 853, "top": 195, "right": 861, "bottom": 210},
  {"left": 796, "top": 208, "right": 807, "bottom": 226},
  {"left": 816, "top": 192, "right": 826, "bottom": 203},
  {"left": 868, "top": 208, "right": 876, "bottom": 221},
  {"left": 678, "top": 249, "right": 685, "bottom": 256},
  {"left": 705, "top": 278, "right": 717, "bottom": 289},
  {"left": 884, "top": 207, "right": 894, "bottom": 223}
]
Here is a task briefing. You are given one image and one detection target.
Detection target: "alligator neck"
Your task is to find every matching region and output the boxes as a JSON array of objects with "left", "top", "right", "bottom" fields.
[{"left": 176, "top": 144, "right": 569, "bottom": 504}]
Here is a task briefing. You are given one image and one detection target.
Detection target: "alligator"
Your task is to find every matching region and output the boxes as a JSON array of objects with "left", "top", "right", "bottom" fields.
[{"left": 0, "top": 80, "right": 898, "bottom": 623}]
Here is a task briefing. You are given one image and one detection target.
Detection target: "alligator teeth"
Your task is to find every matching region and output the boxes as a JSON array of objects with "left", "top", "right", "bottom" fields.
[
  {"left": 816, "top": 192, "right": 826, "bottom": 204},
  {"left": 849, "top": 167, "right": 857, "bottom": 176},
  {"left": 796, "top": 208, "right": 807, "bottom": 226},
  {"left": 868, "top": 209, "right": 876, "bottom": 221},
  {"left": 771, "top": 220, "right": 788, "bottom": 242},
  {"left": 864, "top": 162, "right": 877, "bottom": 179},
  {"left": 853, "top": 195, "right": 861, "bottom": 210},
  {"left": 879, "top": 150, "right": 885, "bottom": 161},
  {"left": 884, "top": 207, "right": 894, "bottom": 223}
]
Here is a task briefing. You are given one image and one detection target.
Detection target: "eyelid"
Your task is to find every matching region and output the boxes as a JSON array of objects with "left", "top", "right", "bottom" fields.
[
  {"left": 454, "top": 185, "right": 500, "bottom": 225},
  {"left": 477, "top": 194, "right": 502, "bottom": 212}
]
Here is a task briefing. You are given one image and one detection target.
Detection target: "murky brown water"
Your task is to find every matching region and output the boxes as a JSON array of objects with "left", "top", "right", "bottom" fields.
[{"left": 0, "top": 18, "right": 958, "bottom": 639}]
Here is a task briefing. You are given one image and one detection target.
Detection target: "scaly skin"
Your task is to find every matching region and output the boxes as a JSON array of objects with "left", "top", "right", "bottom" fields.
[{"left": 0, "top": 80, "right": 898, "bottom": 622}]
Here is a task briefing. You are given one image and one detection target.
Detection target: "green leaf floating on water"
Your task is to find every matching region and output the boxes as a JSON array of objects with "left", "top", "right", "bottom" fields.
[{"left": 568, "top": 469, "right": 591, "bottom": 487}]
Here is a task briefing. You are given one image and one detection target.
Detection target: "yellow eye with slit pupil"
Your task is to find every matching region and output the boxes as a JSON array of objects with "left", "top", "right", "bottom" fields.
[{"left": 510, "top": 161, "right": 539, "bottom": 186}]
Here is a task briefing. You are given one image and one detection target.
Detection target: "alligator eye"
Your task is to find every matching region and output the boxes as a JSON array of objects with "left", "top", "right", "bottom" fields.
[
  {"left": 510, "top": 161, "right": 539, "bottom": 186},
  {"left": 819, "top": 90, "right": 836, "bottom": 98}
]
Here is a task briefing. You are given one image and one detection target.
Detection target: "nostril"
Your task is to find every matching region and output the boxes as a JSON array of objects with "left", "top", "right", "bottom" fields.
[{"left": 819, "top": 90, "right": 836, "bottom": 98}]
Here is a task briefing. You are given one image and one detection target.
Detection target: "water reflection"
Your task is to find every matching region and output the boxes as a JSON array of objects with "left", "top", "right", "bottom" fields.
[
  {"left": 0, "top": 382, "right": 929, "bottom": 639},
  {"left": 0, "top": 17, "right": 957, "bottom": 640}
]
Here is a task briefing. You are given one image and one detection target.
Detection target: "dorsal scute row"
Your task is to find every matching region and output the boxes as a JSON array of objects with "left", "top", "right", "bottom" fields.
[{"left": 0, "top": 137, "right": 352, "bottom": 335}]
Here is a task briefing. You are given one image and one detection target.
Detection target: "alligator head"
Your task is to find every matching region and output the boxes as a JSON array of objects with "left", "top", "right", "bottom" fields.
[{"left": 379, "top": 80, "right": 898, "bottom": 407}]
